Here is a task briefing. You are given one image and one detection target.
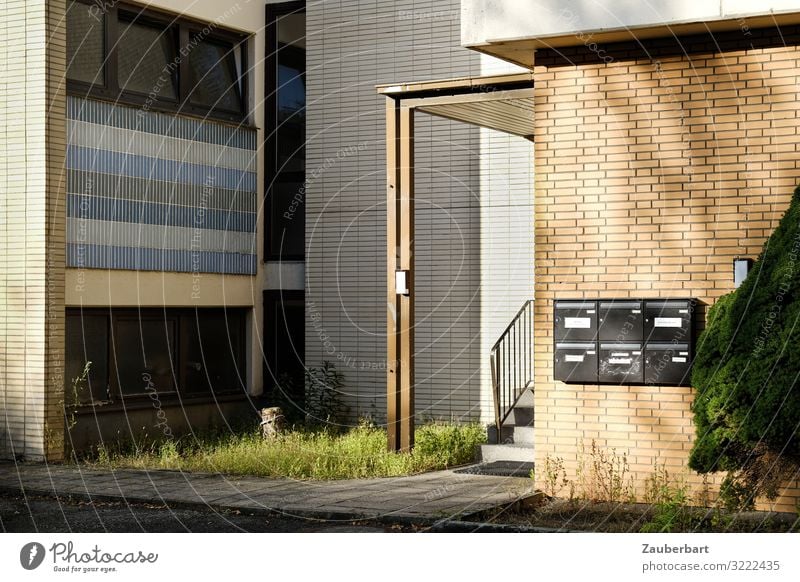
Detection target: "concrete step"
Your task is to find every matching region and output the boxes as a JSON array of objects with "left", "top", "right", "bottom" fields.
[
  {"left": 487, "top": 424, "right": 534, "bottom": 445},
  {"left": 477, "top": 443, "right": 535, "bottom": 463},
  {"left": 510, "top": 425, "right": 534, "bottom": 444},
  {"left": 515, "top": 387, "right": 535, "bottom": 407},
  {"left": 507, "top": 406, "right": 534, "bottom": 427}
]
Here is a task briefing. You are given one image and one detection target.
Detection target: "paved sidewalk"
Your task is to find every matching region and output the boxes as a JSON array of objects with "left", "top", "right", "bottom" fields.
[{"left": 0, "top": 463, "right": 535, "bottom": 523}]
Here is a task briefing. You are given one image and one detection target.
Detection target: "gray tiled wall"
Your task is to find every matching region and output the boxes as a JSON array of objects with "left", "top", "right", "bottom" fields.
[{"left": 305, "top": 0, "right": 534, "bottom": 424}]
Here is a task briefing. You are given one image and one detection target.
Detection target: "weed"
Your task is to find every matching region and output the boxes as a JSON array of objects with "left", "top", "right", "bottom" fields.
[
  {"left": 640, "top": 484, "right": 692, "bottom": 533},
  {"left": 643, "top": 461, "right": 674, "bottom": 505},
  {"left": 75, "top": 422, "right": 487, "bottom": 480},
  {"left": 65, "top": 361, "right": 91, "bottom": 431},
  {"left": 584, "top": 439, "right": 634, "bottom": 503},
  {"left": 305, "top": 361, "right": 347, "bottom": 425},
  {"left": 542, "top": 455, "right": 568, "bottom": 498}
]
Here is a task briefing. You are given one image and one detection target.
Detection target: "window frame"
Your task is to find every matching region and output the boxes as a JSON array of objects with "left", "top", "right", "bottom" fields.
[
  {"left": 65, "top": 307, "right": 248, "bottom": 408},
  {"left": 110, "top": 311, "right": 180, "bottom": 398},
  {"left": 66, "top": 0, "right": 250, "bottom": 124},
  {"left": 183, "top": 28, "right": 246, "bottom": 118},
  {"left": 114, "top": 9, "right": 180, "bottom": 104},
  {"left": 265, "top": 0, "right": 306, "bottom": 261}
]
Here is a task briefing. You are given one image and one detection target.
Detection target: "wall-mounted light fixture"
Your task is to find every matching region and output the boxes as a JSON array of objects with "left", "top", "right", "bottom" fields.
[
  {"left": 733, "top": 257, "right": 753, "bottom": 289},
  {"left": 395, "top": 270, "right": 409, "bottom": 295}
]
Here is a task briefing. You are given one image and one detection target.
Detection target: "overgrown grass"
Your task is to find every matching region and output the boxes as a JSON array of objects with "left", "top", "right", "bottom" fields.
[{"left": 79, "top": 422, "right": 486, "bottom": 480}]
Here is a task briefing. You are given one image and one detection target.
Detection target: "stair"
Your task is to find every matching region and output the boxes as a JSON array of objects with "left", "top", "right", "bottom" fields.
[{"left": 477, "top": 388, "right": 534, "bottom": 464}]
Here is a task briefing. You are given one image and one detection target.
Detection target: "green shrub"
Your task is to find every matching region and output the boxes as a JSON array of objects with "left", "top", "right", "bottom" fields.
[{"left": 689, "top": 185, "right": 800, "bottom": 506}]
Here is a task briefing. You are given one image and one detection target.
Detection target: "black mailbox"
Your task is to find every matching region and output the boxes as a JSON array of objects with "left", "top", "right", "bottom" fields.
[
  {"left": 645, "top": 343, "right": 691, "bottom": 385},
  {"left": 554, "top": 301, "right": 597, "bottom": 342},
  {"left": 644, "top": 299, "right": 693, "bottom": 342},
  {"left": 598, "top": 300, "right": 643, "bottom": 341},
  {"left": 598, "top": 343, "right": 643, "bottom": 384},
  {"left": 554, "top": 342, "right": 598, "bottom": 383}
]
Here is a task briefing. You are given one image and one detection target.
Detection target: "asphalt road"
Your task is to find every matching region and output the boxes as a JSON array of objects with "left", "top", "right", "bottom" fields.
[{"left": 0, "top": 493, "right": 422, "bottom": 533}]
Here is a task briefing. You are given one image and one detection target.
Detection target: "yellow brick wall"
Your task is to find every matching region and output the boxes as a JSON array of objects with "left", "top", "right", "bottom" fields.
[
  {"left": 532, "top": 31, "right": 800, "bottom": 511},
  {"left": 0, "top": 0, "right": 66, "bottom": 461}
]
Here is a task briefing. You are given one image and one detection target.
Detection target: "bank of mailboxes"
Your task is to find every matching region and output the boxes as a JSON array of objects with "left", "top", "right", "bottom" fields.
[{"left": 554, "top": 299, "right": 694, "bottom": 385}]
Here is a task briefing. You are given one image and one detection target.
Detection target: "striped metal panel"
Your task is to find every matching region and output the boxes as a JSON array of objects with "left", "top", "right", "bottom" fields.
[
  {"left": 67, "top": 96, "right": 256, "bottom": 149},
  {"left": 66, "top": 146, "right": 256, "bottom": 191},
  {"left": 68, "top": 170, "right": 255, "bottom": 213},
  {"left": 69, "top": 120, "right": 256, "bottom": 172},
  {"left": 67, "top": 195, "right": 256, "bottom": 232},
  {"left": 65, "top": 97, "right": 257, "bottom": 275},
  {"left": 67, "top": 219, "right": 255, "bottom": 254},
  {"left": 67, "top": 244, "right": 256, "bottom": 275}
]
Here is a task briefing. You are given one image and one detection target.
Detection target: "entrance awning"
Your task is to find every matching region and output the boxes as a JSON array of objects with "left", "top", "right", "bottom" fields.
[
  {"left": 377, "top": 72, "right": 534, "bottom": 139},
  {"left": 377, "top": 72, "right": 534, "bottom": 451}
]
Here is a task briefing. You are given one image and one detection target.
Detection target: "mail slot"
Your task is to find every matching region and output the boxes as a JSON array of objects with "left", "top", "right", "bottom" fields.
[
  {"left": 598, "top": 300, "right": 643, "bottom": 342},
  {"left": 554, "top": 301, "right": 597, "bottom": 341},
  {"left": 554, "top": 342, "right": 598, "bottom": 383},
  {"left": 644, "top": 300, "right": 693, "bottom": 342},
  {"left": 598, "top": 343, "right": 643, "bottom": 384},
  {"left": 645, "top": 343, "right": 691, "bottom": 385}
]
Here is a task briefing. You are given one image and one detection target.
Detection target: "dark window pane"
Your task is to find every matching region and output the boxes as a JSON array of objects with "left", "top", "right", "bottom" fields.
[
  {"left": 277, "top": 63, "right": 305, "bottom": 173},
  {"left": 117, "top": 18, "right": 176, "bottom": 98},
  {"left": 67, "top": 1, "right": 105, "bottom": 85},
  {"left": 114, "top": 317, "right": 176, "bottom": 395},
  {"left": 185, "top": 311, "right": 245, "bottom": 394},
  {"left": 188, "top": 39, "right": 241, "bottom": 112},
  {"left": 270, "top": 182, "right": 305, "bottom": 257},
  {"left": 266, "top": 297, "right": 304, "bottom": 392},
  {"left": 65, "top": 314, "right": 109, "bottom": 404}
]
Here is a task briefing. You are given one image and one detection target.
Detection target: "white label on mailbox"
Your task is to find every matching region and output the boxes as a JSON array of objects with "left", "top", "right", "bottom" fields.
[
  {"left": 679, "top": 351, "right": 689, "bottom": 356},
  {"left": 609, "top": 358, "right": 632, "bottom": 365},
  {"left": 565, "top": 317, "right": 591, "bottom": 329},
  {"left": 632, "top": 309, "right": 641, "bottom": 314},
  {"left": 587, "top": 351, "right": 596, "bottom": 355},
  {"left": 679, "top": 309, "right": 689, "bottom": 314},
  {"left": 565, "top": 354, "right": 584, "bottom": 362},
  {"left": 633, "top": 351, "right": 641, "bottom": 355},
  {"left": 672, "top": 357, "right": 687, "bottom": 363},
  {"left": 587, "top": 310, "right": 596, "bottom": 314},
  {"left": 654, "top": 317, "right": 682, "bottom": 328},
  {"left": 611, "top": 352, "right": 629, "bottom": 357}
]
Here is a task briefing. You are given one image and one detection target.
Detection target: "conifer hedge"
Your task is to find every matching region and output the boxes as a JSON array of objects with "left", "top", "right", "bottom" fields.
[{"left": 689, "top": 186, "right": 800, "bottom": 508}]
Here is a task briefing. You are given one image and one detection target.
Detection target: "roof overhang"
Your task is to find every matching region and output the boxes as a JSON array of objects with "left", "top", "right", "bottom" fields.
[
  {"left": 377, "top": 72, "right": 534, "bottom": 140},
  {"left": 461, "top": 0, "right": 800, "bottom": 69},
  {"left": 469, "top": 13, "right": 800, "bottom": 69}
]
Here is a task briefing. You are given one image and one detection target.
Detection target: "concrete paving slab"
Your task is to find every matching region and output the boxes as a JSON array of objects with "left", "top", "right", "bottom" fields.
[{"left": 0, "top": 462, "right": 534, "bottom": 522}]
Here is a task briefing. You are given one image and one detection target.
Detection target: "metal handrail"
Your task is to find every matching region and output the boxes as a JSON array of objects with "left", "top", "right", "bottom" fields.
[{"left": 490, "top": 300, "right": 534, "bottom": 444}]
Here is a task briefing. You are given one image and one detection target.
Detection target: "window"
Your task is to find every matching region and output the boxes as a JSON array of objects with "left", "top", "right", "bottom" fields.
[
  {"left": 263, "top": 291, "right": 305, "bottom": 416},
  {"left": 113, "top": 315, "right": 178, "bottom": 395},
  {"left": 65, "top": 308, "right": 247, "bottom": 405},
  {"left": 265, "top": 2, "right": 306, "bottom": 260},
  {"left": 65, "top": 0, "right": 248, "bottom": 122},
  {"left": 185, "top": 310, "right": 246, "bottom": 394},
  {"left": 65, "top": 313, "right": 110, "bottom": 404},
  {"left": 187, "top": 37, "right": 242, "bottom": 114},
  {"left": 66, "top": 1, "right": 105, "bottom": 85},
  {"left": 116, "top": 15, "right": 177, "bottom": 99}
]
